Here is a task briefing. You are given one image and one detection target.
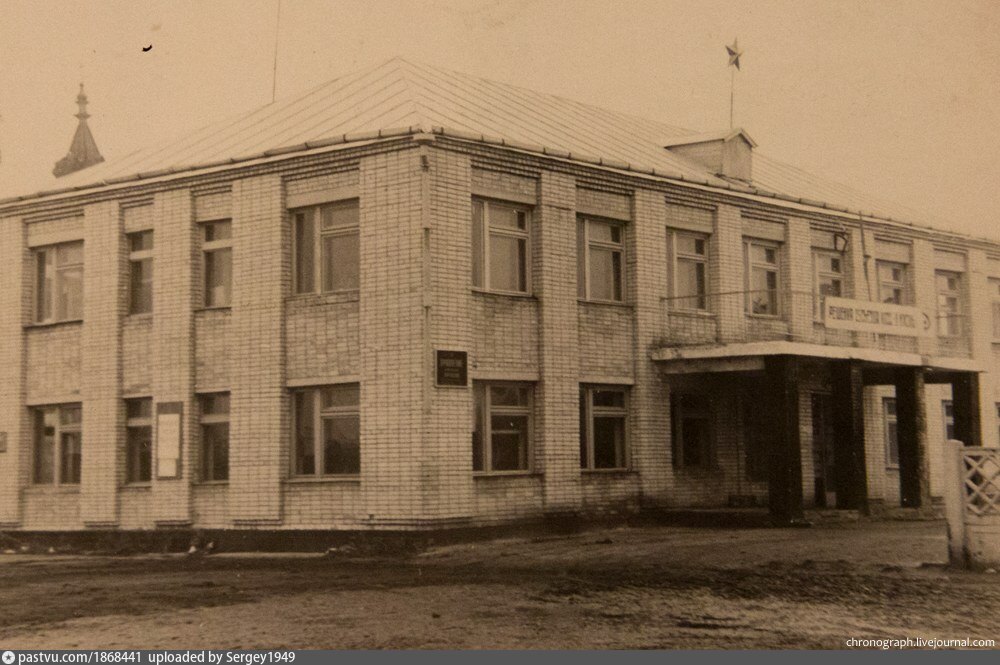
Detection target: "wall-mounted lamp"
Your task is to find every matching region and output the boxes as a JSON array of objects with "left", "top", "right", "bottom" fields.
[{"left": 833, "top": 231, "right": 849, "bottom": 253}]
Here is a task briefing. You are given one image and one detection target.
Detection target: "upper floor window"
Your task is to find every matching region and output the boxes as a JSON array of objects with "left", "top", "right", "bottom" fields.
[
  {"left": 578, "top": 216, "right": 625, "bottom": 302},
  {"left": 199, "top": 392, "right": 230, "bottom": 482},
  {"left": 127, "top": 231, "right": 153, "bottom": 315},
  {"left": 936, "top": 270, "right": 963, "bottom": 337},
  {"left": 34, "top": 241, "right": 83, "bottom": 324},
  {"left": 990, "top": 278, "right": 1000, "bottom": 342},
  {"left": 202, "top": 220, "right": 232, "bottom": 308},
  {"left": 293, "top": 200, "right": 359, "bottom": 295},
  {"left": 292, "top": 383, "right": 360, "bottom": 476},
  {"left": 877, "top": 261, "right": 909, "bottom": 305},
  {"left": 744, "top": 239, "right": 780, "bottom": 316},
  {"left": 579, "top": 385, "right": 628, "bottom": 470},
  {"left": 473, "top": 382, "right": 533, "bottom": 473},
  {"left": 472, "top": 199, "right": 530, "bottom": 294},
  {"left": 884, "top": 397, "right": 899, "bottom": 468},
  {"left": 814, "top": 249, "right": 845, "bottom": 319},
  {"left": 125, "top": 398, "right": 152, "bottom": 484},
  {"left": 32, "top": 404, "right": 82, "bottom": 485},
  {"left": 668, "top": 231, "right": 708, "bottom": 311},
  {"left": 671, "top": 393, "right": 713, "bottom": 470}
]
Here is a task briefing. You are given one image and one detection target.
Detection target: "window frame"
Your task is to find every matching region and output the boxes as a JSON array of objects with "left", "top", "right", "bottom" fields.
[
  {"left": 579, "top": 385, "right": 629, "bottom": 471},
  {"left": 813, "top": 248, "right": 845, "bottom": 319},
  {"left": 472, "top": 382, "right": 534, "bottom": 474},
  {"left": 884, "top": 397, "right": 899, "bottom": 469},
  {"left": 33, "top": 241, "right": 84, "bottom": 324},
  {"left": 577, "top": 215, "right": 626, "bottom": 303},
  {"left": 668, "top": 229, "right": 709, "bottom": 312},
  {"left": 201, "top": 219, "right": 233, "bottom": 308},
  {"left": 32, "top": 403, "right": 82, "bottom": 486},
  {"left": 935, "top": 270, "right": 963, "bottom": 338},
  {"left": 743, "top": 238, "right": 782, "bottom": 318},
  {"left": 471, "top": 198, "right": 532, "bottom": 295},
  {"left": 127, "top": 230, "right": 154, "bottom": 316},
  {"left": 292, "top": 199, "right": 360, "bottom": 295},
  {"left": 124, "top": 397, "right": 153, "bottom": 485},
  {"left": 199, "top": 392, "right": 230, "bottom": 482},
  {"left": 291, "top": 384, "right": 361, "bottom": 478},
  {"left": 876, "top": 260, "right": 910, "bottom": 305}
]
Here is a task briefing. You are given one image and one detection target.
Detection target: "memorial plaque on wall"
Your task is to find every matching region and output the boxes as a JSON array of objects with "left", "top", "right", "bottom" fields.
[{"left": 435, "top": 350, "right": 468, "bottom": 387}]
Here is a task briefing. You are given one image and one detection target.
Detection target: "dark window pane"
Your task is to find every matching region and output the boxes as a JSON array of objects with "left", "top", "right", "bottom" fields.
[
  {"left": 126, "top": 398, "right": 152, "bottom": 420},
  {"left": 294, "top": 392, "right": 315, "bottom": 475},
  {"left": 202, "top": 423, "right": 229, "bottom": 481},
  {"left": 126, "top": 427, "right": 152, "bottom": 483},
  {"left": 323, "top": 415, "right": 360, "bottom": 475},
  {"left": 129, "top": 259, "right": 153, "bottom": 314},
  {"left": 58, "top": 265, "right": 84, "bottom": 320},
  {"left": 129, "top": 231, "right": 153, "bottom": 252},
  {"left": 321, "top": 231, "right": 359, "bottom": 292},
  {"left": 489, "top": 385, "right": 529, "bottom": 407},
  {"left": 321, "top": 384, "right": 360, "bottom": 409},
  {"left": 36, "top": 250, "right": 51, "bottom": 322},
  {"left": 472, "top": 390, "right": 484, "bottom": 472},
  {"left": 489, "top": 234, "right": 524, "bottom": 292},
  {"left": 295, "top": 212, "right": 315, "bottom": 293},
  {"left": 60, "top": 431, "right": 81, "bottom": 484},
  {"left": 592, "top": 389, "right": 625, "bottom": 409},
  {"left": 472, "top": 200, "right": 484, "bottom": 288},
  {"left": 579, "top": 390, "right": 588, "bottom": 468},
  {"left": 681, "top": 417, "right": 710, "bottom": 467},
  {"left": 200, "top": 393, "right": 230, "bottom": 416},
  {"left": 34, "top": 409, "right": 56, "bottom": 484},
  {"left": 491, "top": 414, "right": 529, "bottom": 471},
  {"left": 204, "top": 220, "right": 231, "bottom": 242},
  {"left": 592, "top": 416, "right": 626, "bottom": 469}
]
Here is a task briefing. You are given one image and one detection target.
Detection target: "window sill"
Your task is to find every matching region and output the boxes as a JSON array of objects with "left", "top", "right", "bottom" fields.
[
  {"left": 24, "top": 484, "right": 80, "bottom": 494},
  {"left": 194, "top": 480, "right": 230, "bottom": 487},
  {"left": 120, "top": 483, "right": 152, "bottom": 491},
  {"left": 577, "top": 299, "right": 632, "bottom": 308},
  {"left": 471, "top": 288, "right": 537, "bottom": 301},
  {"left": 284, "top": 475, "right": 361, "bottom": 484},
  {"left": 196, "top": 306, "right": 232, "bottom": 314},
  {"left": 473, "top": 471, "right": 541, "bottom": 479},
  {"left": 666, "top": 308, "right": 715, "bottom": 319},
  {"left": 581, "top": 468, "right": 635, "bottom": 476},
  {"left": 745, "top": 314, "right": 785, "bottom": 321},
  {"left": 24, "top": 319, "right": 83, "bottom": 330},
  {"left": 286, "top": 291, "right": 360, "bottom": 306}
]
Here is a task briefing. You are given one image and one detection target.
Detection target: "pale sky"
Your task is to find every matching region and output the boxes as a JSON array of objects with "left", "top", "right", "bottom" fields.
[{"left": 1, "top": 0, "right": 998, "bottom": 239}]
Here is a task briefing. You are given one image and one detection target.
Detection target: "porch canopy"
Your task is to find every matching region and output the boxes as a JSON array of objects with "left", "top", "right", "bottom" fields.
[{"left": 652, "top": 340, "right": 985, "bottom": 525}]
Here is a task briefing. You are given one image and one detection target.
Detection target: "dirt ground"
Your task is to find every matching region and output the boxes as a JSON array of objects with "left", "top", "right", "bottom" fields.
[{"left": 0, "top": 520, "right": 998, "bottom": 649}]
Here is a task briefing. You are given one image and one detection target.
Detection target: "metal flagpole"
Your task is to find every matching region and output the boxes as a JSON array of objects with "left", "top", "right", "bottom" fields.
[
  {"left": 730, "top": 66, "right": 735, "bottom": 129},
  {"left": 725, "top": 38, "right": 743, "bottom": 129}
]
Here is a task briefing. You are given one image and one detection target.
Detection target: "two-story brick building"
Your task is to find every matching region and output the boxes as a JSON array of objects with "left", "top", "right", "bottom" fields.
[{"left": 0, "top": 58, "right": 995, "bottom": 533}]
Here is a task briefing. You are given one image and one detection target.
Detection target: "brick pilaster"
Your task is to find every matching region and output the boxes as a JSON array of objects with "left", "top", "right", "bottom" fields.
[{"left": 0, "top": 216, "right": 27, "bottom": 526}]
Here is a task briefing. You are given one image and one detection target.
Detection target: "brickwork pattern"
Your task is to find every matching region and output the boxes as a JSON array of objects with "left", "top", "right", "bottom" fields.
[{"left": 0, "top": 214, "right": 27, "bottom": 525}]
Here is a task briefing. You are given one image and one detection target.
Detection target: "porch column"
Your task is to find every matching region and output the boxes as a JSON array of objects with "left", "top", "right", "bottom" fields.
[
  {"left": 830, "top": 361, "right": 868, "bottom": 512},
  {"left": 894, "top": 367, "right": 932, "bottom": 508},
  {"left": 764, "top": 355, "right": 804, "bottom": 524},
  {"left": 951, "top": 372, "right": 981, "bottom": 447}
]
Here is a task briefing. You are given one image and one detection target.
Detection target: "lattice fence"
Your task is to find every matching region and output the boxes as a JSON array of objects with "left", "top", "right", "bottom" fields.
[{"left": 961, "top": 447, "right": 1000, "bottom": 517}]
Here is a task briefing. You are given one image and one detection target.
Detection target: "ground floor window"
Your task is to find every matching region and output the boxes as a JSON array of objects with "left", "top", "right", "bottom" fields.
[
  {"left": 942, "top": 400, "right": 955, "bottom": 441},
  {"left": 473, "top": 382, "right": 533, "bottom": 472},
  {"left": 580, "top": 385, "right": 628, "bottom": 470},
  {"left": 884, "top": 397, "right": 899, "bottom": 467},
  {"left": 199, "top": 393, "right": 230, "bottom": 481},
  {"left": 125, "top": 398, "right": 152, "bottom": 484},
  {"left": 672, "top": 393, "right": 713, "bottom": 470},
  {"left": 32, "top": 404, "right": 82, "bottom": 485},
  {"left": 292, "top": 384, "right": 360, "bottom": 476}
]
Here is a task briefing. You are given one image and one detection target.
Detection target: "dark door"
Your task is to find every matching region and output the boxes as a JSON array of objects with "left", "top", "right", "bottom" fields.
[{"left": 811, "top": 393, "right": 836, "bottom": 508}]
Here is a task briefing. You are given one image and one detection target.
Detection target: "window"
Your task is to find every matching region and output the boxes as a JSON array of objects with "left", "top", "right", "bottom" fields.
[
  {"left": 199, "top": 393, "right": 230, "bottom": 481},
  {"left": 577, "top": 216, "right": 625, "bottom": 302},
  {"left": 292, "top": 384, "right": 360, "bottom": 476},
  {"left": 942, "top": 400, "right": 955, "bottom": 441},
  {"left": 744, "top": 240, "right": 780, "bottom": 316},
  {"left": 32, "top": 404, "right": 81, "bottom": 485},
  {"left": 669, "top": 231, "right": 708, "bottom": 311},
  {"left": 34, "top": 241, "right": 83, "bottom": 323},
  {"left": 472, "top": 383, "right": 532, "bottom": 472},
  {"left": 814, "top": 249, "right": 844, "bottom": 317},
  {"left": 990, "top": 279, "right": 1000, "bottom": 341},
  {"left": 202, "top": 220, "right": 232, "bottom": 307},
  {"left": 579, "top": 386, "right": 628, "bottom": 470},
  {"left": 884, "top": 397, "right": 899, "bottom": 468},
  {"left": 936, "top": 270, "right": 963, "bottom": 337},
  {"left": 126, "top": 231, "right": 153, "bottom": 314},
  {"left": 877, "top": 261, "right": 909, "bottom": 305},
  {"left": 125, "top": 398, "right": 152, "bottom": 484},
  {"left": 293, "top": 200, "right": 359, "bottom": 294},
  {"left": 472, "top": 199, "right": 530, "bottom": 294},
  {"left": 672, "top": 394, "right": 713, "bottom": 470}
]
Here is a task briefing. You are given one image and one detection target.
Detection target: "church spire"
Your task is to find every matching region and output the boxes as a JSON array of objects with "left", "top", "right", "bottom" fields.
[{"left": 53, "top": 83, "right": 104, "bottom": 178}]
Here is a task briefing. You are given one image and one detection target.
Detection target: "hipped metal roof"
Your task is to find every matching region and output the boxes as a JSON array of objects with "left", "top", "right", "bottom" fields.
[{"left": 1, "top": 58, "right": 951, "bottom": 233}]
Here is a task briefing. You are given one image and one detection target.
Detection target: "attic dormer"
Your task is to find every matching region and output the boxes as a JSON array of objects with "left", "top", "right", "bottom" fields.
[{"left": 664, "top": 128, "right": 756, "bottom": 182}]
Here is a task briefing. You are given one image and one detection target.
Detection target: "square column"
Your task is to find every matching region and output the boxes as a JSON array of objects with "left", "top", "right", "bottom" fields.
[
  {"left": 894, "top": 367, "right": 932, "bottom": 508},
  {"left": 764, "top": 355, "right": 804, "bottom": 524},
  {"left": 830, "top": 361, "right": 868, "bottom": 512},
  {"left": 0, "top": 216, "right": 27, "bottom": 527},
  {"left": 951, "top": 372, "right": 981, "bottom": 447}
]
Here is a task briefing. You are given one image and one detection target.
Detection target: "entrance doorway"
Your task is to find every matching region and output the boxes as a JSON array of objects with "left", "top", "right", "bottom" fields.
[{"left": 811, "top": 393, "right": 836, "bottom": 508}]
